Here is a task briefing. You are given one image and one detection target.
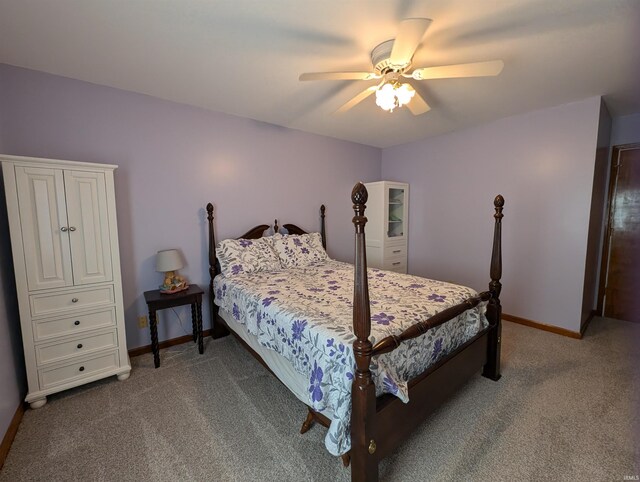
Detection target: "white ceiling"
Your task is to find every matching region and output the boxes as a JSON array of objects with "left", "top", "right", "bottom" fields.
[{"left": 1, "top": 0, "right": 639, "bottom": 148}]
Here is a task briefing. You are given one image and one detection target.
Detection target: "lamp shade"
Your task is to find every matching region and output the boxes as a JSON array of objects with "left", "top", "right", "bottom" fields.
[{"left": 155, "top": 249, "right": 184, "bottom": 272}]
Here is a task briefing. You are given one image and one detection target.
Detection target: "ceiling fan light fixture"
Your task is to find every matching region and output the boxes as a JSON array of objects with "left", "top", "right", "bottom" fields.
[
  {"left": 375, "top": 81, "right": 415, "bottom": 112},
  {"left": 299, "top": 17, "right": 502, "bottom": 116}
]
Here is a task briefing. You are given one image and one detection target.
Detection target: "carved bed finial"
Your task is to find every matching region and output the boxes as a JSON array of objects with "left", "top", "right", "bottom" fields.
[
  {"left": 351, "top": 182, "right": 368, "bottom": 206},
  {"left": 274, "top": 219, "right": 279, "bottom": 234},
  {"left": 206, "top": 203, "right": 214, "bottom": 218},
  {"left": 352, "top": 183, "right": 368, "bottom": 235},
  {"left": 494, "top": 194, "right": 504, "bottom": 221}
]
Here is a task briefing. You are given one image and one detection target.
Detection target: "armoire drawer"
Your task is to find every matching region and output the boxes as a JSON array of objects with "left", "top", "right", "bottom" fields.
[
  {"left": 32, "top": 308, "right": 116, "bottom": 341},
  {"left": 38, "top": 351, "right": 119, "bottom": 389},
  {"left": 384, "top": 244, "right": 407, "bottom": 259},
  {"left": 30, "top": 285, "right": 115, "bottom": 318},
  {"left": 35, "top": 329, "right": 118, "bottom": 365},
  {"left": 384, "top": 258, "right": 407, "bottom": 273}
]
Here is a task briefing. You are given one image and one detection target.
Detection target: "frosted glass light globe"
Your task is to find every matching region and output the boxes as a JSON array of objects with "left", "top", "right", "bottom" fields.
[
  {"left": 375, "top": 83, "right": 398, "bottom": 112},
  {"left": 395, "top": 83, "right": 415, "bottom": 106}
]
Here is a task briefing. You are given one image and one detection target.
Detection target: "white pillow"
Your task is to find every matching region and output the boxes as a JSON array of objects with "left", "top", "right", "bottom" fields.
[
  {"left": 271, "top": 233, "right": 328, "bottom": 268},
  {"left": 216, "top": 237, "right": 281, "bottom": 276}
]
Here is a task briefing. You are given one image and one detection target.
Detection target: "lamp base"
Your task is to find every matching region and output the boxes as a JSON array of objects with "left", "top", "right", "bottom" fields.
[
  {"left": 160, "top": 284, "right": 189, "bottom": 295},
  {"left": 159, "top": 270, "right": 188, "bottom": 294}
]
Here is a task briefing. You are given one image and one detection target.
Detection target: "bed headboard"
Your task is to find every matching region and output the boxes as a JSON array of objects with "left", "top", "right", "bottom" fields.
[
  {"left": 205, "top": 203, "right": 327, "bottom": 337},
  {"left": 236, "top": 222, "right": 274, "bottom": 241},
  {"left": 283, "top": 205, "right": 326, "bottom": 250},
  {"left": 206, "top": 204, "right": 327, "bottom": 279}
]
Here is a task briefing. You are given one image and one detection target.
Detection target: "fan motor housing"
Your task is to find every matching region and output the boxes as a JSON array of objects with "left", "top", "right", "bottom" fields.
[{"left": 371, "top": 39, "right": 411, "bottom": 74}]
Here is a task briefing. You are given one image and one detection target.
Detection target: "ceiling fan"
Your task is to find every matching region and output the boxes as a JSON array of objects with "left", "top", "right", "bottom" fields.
[{"left": 299, "top": 18, "right": 504, "bottom": 115}]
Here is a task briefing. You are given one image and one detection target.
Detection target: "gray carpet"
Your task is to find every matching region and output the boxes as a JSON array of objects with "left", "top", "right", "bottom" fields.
[{"left": 1, "top": 318, "right": 638, "bottom": 481}]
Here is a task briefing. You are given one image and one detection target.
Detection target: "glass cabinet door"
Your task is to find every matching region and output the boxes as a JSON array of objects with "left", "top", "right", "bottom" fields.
[{"left": 387, "top": 187, "right": 406, "bottom": 239}]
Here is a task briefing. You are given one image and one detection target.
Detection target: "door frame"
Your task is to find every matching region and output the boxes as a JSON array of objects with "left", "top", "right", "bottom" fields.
[{"left": 597, "top": 142, "right": 640, "bottom": 315}]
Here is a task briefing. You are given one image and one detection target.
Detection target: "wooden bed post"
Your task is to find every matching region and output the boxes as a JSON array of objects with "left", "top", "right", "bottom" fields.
[
  {"left": 350, "top": 183, "right": 378, "bottom": 482},
  {"left": 206, "top": 203, "right": 229, "bottom": 339},
  {"left": 482, "top": 195, "right": 504, "bottom": 381},
  {"left": 320, "top": 204, "right": 327, "bottom": 250}
]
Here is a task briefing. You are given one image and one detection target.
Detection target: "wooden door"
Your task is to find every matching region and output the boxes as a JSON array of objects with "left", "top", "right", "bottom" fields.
[
  {"left": 603, "top": 145, "right": 640, "bottom": 322},
  {"left": 64, "top": 170, "right": 113, "bottom": 285},
  {"left": 15, "top": 166, "right": 73, "bottom": 291}
]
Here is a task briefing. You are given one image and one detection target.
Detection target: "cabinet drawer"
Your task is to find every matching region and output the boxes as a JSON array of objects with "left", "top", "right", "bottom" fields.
[
  {"left": 30, "top": 285, "right": 114, "bottom": 318},
  {"left": 33, "top": 308, "right": 116, "bottom": 341},
  {"left": 36, "top": 329, "right": 118, "bottom": 365},
  {"left": 384, "top": 244, "right": 406, "bottom": 259},
  {"left": 38, "top": 351, "right": 118, "bottom": 389},
  {"left": 384, "top": 258, "right": 407, "bottom": 273}
]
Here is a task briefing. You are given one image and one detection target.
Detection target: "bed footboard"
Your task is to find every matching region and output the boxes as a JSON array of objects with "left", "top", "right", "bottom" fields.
[{"left": 349, "top": 183, "right": 504, "bottom": 482}]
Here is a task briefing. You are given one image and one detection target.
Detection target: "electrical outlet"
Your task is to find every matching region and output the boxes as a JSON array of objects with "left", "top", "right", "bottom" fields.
[{"left": 138, "top": 315, "right": 148, "bottom": 328}]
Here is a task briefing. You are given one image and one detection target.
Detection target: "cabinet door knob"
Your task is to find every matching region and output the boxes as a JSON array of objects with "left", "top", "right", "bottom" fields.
[
  {"left": 69, "top": 226, "right": 76, "bottom": 232},
  {"left": 60, "top": 227, "right": 68, "bottom": 232},
  {"left": 74, "top": 320, "right": 80, "bottom": 326},
  {"left": 71, "top": 298, "right": 79, "bottom": 303},
  {"left": 79, "top": 366, "right": 85, "bottom": 372},
  {"left": 77, "top": 344, "right": 83, "bottom": 349}
]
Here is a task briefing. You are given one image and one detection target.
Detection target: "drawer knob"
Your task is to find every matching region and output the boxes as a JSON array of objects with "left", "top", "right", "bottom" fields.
[
  {"left": 77, "top": 343, "right": 83, "bottom": 349},
  {"left": 72, "top": 298, "right": 79, "bottom": 303},
  {"left": 393, "top": 250, "right": 401, "bottom": 253},
  {"left": 392, "top": 262, "right": 401, "bottom": 266},
  {"left": 60, "top": 226, "right": 68, "bottom": 232},
  {"left": 79, "top": 366, "right": 85, "bottom": 372},
  {"left": 74, "top": 320, "right": 80, "bottom": 326}
]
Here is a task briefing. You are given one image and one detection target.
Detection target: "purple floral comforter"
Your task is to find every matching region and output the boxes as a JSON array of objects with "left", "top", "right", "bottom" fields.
[{"left": 213, "top": 260, "right": 487, "bottom": 456}]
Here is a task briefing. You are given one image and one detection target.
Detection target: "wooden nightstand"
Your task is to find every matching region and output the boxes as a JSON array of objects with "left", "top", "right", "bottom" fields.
[{"left": 143, "top": 285, "right": 204, "bottom": 368}]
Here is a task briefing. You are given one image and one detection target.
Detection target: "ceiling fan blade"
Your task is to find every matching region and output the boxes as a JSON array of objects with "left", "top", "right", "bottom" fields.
[
  {"left": 409, "top": 60, "right": 504, "bottom": 80},
  {"left": 389, "top": 18, "right": 432, "bottom": 67},
  {"left": 299, "top": 72, "right": 379, "bottom": 81},
  {"left": 335, "top": 86, "right": 378, "bottom": 113},
  {"left": 406, "top": 91, "right": 431, "bottom": 116}
]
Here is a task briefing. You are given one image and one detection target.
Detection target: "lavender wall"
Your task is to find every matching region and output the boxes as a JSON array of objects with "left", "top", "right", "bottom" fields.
[
  {"left": 382, "top": 97, "right": 602, "bottom": 332},
  {"left": 0, "top": 63, "right": 381, "bottom": 348},
  {"left": 611, "top": 113, "right": 640, "bottom": 146}
]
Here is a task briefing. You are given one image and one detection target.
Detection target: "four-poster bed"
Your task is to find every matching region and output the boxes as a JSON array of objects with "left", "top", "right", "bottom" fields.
[{"left": 206, "top": 182, "right": 503, "bottom": 482}]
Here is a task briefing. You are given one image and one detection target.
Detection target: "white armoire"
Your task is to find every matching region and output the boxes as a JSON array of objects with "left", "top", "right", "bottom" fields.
[
  {"left": 1, "top": 154, "right": 131, "bottom": 409},
  {"left": 363, "top": 181, "right": 409, "bottom": 273}
]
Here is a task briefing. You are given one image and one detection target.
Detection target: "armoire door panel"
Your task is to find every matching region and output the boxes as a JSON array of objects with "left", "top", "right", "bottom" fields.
[
  {"left": 15, "top": 167, "right": 73, "bottom": 290},
  {"left": 64, "top": 170, "right": 113, "bottom": 285}
]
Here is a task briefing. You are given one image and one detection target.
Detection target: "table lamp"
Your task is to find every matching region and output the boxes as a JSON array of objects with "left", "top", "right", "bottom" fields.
[{"left": 156, "top": 249, "right": 188, "bottom": 294}]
